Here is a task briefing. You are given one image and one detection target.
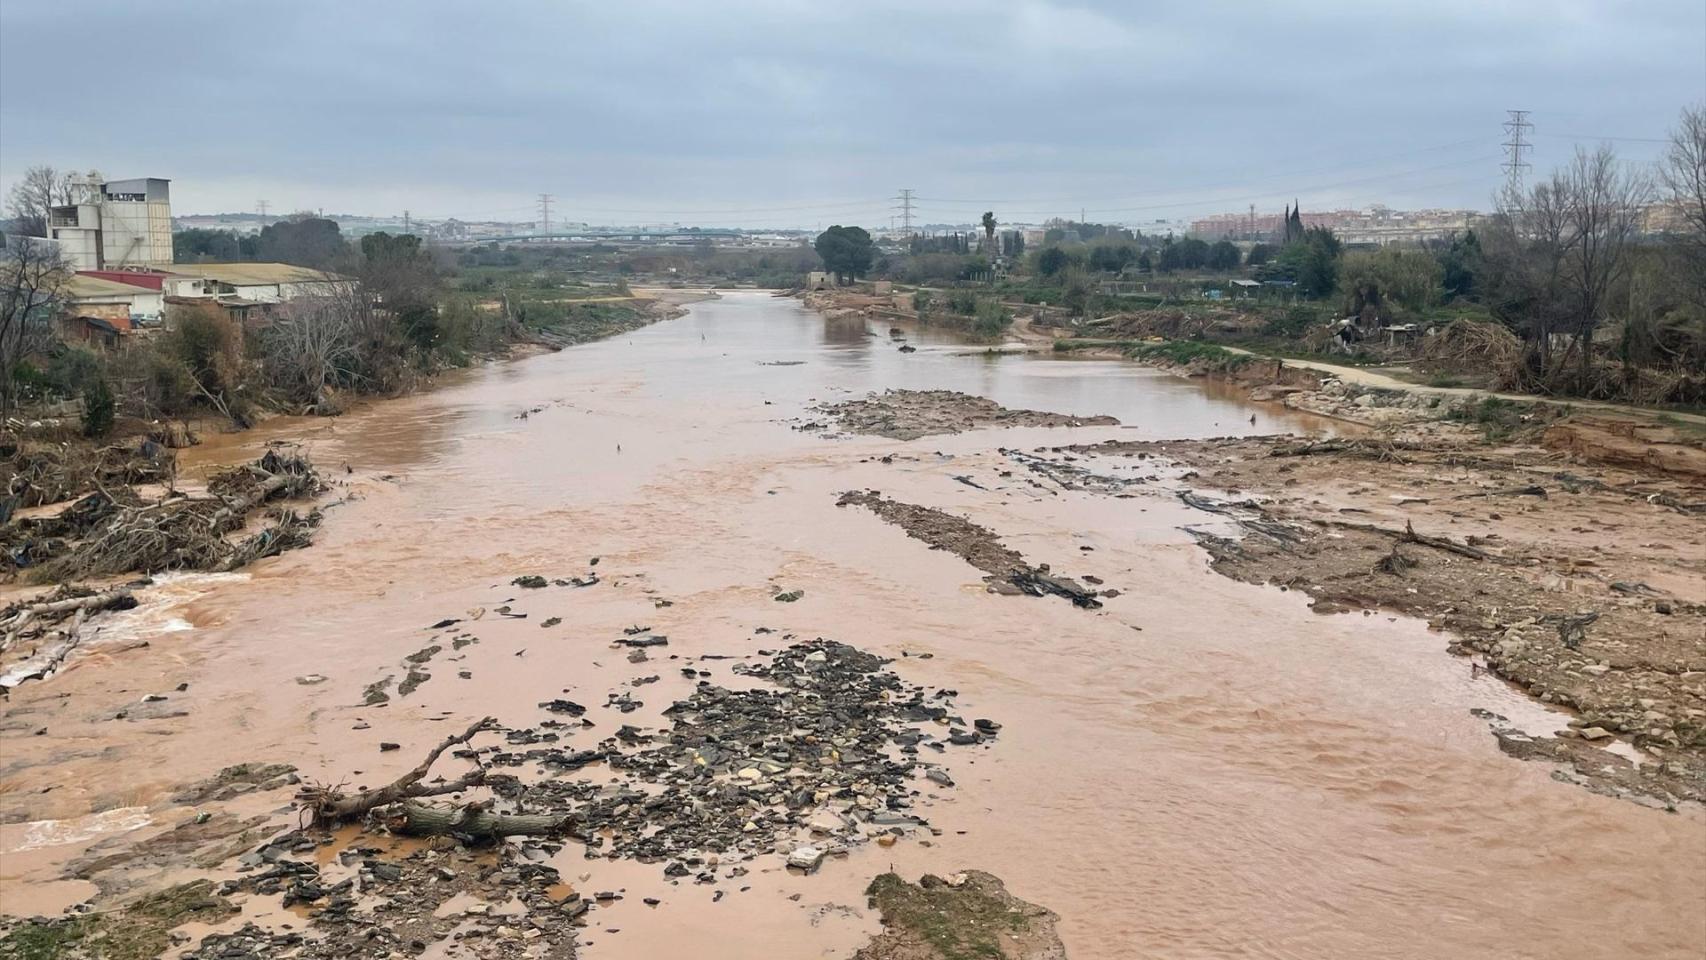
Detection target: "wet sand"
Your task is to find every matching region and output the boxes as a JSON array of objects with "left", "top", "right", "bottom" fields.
[{"left": 2, "top": 292, "right": 1702, "bottom": 958}]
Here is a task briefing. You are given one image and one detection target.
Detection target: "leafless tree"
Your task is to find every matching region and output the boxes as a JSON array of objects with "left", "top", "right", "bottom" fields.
[
  {"left": 1485, "top": 174, "right": 1572, "bottom": 370},
  {"left": 5, "top": 167, "right": 76, "bottom": 238},
  {"left": 1485, "top": 146, "right": 1652, "bottom": 385},
  {"left": 259, "top": 283, "right": 368, "bottom": 410},
  {"left": 1556, "top": 145, "right": 1653, "bottom": 378},
  {"left": 1660, "top": 104, "right": 1706, "bottom": 307},
  {"left": 0, "top": 236, "right": 72, "bottom": 417}
]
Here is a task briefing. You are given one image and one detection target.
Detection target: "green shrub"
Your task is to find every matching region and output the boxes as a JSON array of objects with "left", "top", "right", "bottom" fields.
[
  {"left": 1262, "top": 304, "right": 1325, "bottom": 337},
  {"left": 973, "top": 300, "right": 1012, "bottom": 339},
  {"left": 1126, "top": 340, "right": 1251, "bottom": 369},
  {"left": 46, "top": 347, "right": 103, "bottom": 396},
  {"left": 80, "top": 378, "right": 115, "bottom": 438}
]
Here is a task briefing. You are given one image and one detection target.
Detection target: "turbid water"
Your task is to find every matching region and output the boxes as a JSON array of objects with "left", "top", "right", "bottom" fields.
[{"left": 2, "top": 292, "right": 1701, "bottom": 958}]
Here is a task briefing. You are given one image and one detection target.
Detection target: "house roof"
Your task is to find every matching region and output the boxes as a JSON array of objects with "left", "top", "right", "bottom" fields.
[
  {"left": 166, "top": 263, "right": 349, "bottom": 286},
  {"left": 73, "top": 315, "right": 130, "bottom": 334},
  {"left": 68, "top": 275, "right": 153, "bottom": 300},
  {"left": 77, "top": 269, "right": 168, "bottom": 290}
]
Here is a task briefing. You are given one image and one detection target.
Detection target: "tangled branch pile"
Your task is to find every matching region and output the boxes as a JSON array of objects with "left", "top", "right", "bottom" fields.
[
  {"left": 2, "top": 436, "right": 175, "bottom": 514},
  {"left": 1502, "top": 353, "right": 1706, "bottom": 405},
  {"left": 0, "top": 586, "right": 138, "bottom": 687},
  {"left": 1418, "top": 318, "right": 1522, "bottom": 375},
  {"left": 22, "top": 449, "right": 324, "bottom": 583}
]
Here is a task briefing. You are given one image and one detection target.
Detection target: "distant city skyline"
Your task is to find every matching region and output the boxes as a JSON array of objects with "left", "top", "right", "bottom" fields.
[{"left": 4, "top": 2, "right": 1699, "bottom": 229}]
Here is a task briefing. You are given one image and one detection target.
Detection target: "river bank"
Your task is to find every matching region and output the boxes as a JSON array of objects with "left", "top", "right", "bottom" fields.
[
  {"left": 2, "top": 292, "right": 1702, "bottom": 959},
  {"left": 804, "top": 286, "right": 1706, "bottom": 802}
]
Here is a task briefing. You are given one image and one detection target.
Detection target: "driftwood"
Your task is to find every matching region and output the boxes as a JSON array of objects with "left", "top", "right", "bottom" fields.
[
  {"left": 32, "top": 453, "right": 321, "bottom": 582},
  {"left": 0, "top": 588, "right": 134, "bottom": 655},
  {"left": 0, "top": 608, "right": 90, "bottom": 688},
  {"left": 388, "top": 801, "right": 569, "bottom": 840},
  {"left": 1177, "top": 491, "right": 1304, "bottom": 546},
  {"left": 1454, "top": 485, "right": 1547, "bottom": 500},
  {"left": 1328, "top": 519, "right": 1519, "bottom": 565},
  {"left": 1397, "top": 519, "right": 1507, "bottom": 562},
  {"left": 298, "top": 717, "right": 495, "bottom": 824},
  {"left": 1007, "top": 570, "right": 1102, "bottom": 609}
]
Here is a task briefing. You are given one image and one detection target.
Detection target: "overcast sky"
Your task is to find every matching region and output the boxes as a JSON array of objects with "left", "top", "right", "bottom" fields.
[{"left": 2, "top": 0, "right": 1701, "bottom": 228}]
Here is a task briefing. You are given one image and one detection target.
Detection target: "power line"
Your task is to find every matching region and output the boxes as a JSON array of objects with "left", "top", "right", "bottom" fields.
[
  {"left": 1503, "top": 109, "right": 1533, "bottom": 195},
  {"left": 893, "top": 189, "right": 916, "bottom": 232},
  {"left": 1536, "top": 132, "right": 1670, "bottom": 144},
  {"left": 911, "top": 136, "right": 1494, "bottom": 209},
  {"left": 913, "top": 154, "right": 1498, "bottom": 221}
]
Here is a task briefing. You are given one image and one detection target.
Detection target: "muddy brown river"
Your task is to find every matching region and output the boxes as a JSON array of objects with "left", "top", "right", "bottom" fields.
[{"left": 2, "top": 291, "right": 1702, "bottom": 958}]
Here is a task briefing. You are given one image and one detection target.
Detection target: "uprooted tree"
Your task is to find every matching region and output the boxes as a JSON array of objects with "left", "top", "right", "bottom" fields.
[{"left": 297, "top": 717, "right": 571, "bottom": 840}]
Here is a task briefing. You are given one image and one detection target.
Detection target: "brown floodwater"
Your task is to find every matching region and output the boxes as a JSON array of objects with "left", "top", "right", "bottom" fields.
[{"left": 2, "top": 292, "right": 1702, "bottom": 958}]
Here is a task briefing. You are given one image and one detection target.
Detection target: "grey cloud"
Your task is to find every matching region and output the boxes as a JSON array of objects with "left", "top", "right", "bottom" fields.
[{"left": 1, "top": 0, "right": 1699, "bottom": 225}]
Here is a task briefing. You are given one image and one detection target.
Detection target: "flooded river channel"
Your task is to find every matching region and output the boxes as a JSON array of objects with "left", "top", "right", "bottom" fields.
[{"left": 2, "top": 292, "right": 1701, "bottom": 958}]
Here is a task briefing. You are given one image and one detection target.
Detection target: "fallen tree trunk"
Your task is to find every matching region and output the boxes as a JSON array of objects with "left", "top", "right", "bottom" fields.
[
  {"left": 0, "top": 588, "right": 134, "bottom": 655},
  {"left": 298, "top": 717, "right": 494, "bottom": 824},
  {"left": 389, "top": 801, "right": 569, "bottom": 839},
  {"left": 1454, "top": 485, "right": 1547, "bottom": 500},
  {"left": 0, "top": 609, "right": 88, "bottom": 688},
  {"left": 1327, "top": 519, "right": 1520, "bottom": 565}
]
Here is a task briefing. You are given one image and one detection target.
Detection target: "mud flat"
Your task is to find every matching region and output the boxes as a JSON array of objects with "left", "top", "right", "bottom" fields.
[{"left": 809, "top": 389, "right": 1118, "bottom": 440}]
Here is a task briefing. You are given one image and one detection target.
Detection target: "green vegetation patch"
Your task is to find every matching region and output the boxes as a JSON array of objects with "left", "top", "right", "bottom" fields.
[
  {"left": 1125, "top": 340, "right": 1253, "bottom": 369},
  {"left": 863, "top": 873, "right": 1029, "bottom": 960},
  {"left": 1443, "top": 395, "right": 1559, "bottom": 441},
  {"left": 0, "top": 881, "right": 236, "bottom": 960}
]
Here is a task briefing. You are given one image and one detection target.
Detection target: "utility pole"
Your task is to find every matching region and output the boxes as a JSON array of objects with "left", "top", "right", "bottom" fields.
[
  {"left": 1502, "top": 110, "right": 1533, "bottom": 196},
  {"left": 893, "top": 189, "right": 915, "bottom": 233},
  {"left": 538, "top": 193, "right": 554, "bottom": 237}
]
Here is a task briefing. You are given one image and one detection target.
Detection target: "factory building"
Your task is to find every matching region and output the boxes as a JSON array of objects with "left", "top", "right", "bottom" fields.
[{"left": 48, "top": 176, "right": 174, "bottom": 271}]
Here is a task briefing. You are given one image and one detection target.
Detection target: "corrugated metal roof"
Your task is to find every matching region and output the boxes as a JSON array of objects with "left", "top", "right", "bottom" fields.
[
  {"left": 165, "top": 263, "right": 350, "bottom": 286},
  {"left": 77, "top": 269, "right": 167, "bottom": 290},
  {"left": 68, "top": 275, "right": 153, "bottom": 299}
]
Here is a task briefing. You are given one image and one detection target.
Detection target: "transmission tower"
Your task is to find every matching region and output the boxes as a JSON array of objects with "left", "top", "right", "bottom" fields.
[
  {"left": 256, "top": 200, "right": 269, "bottom": 217},
  {"left": 893, "top": 189, "right": 915, "bottom": 233},
  {"left": 403, "top": 209, "right": 411, "bottom": 234},
  {"left": 1502, "top": 110, "right": 1533, "bottom": 195},
  {"left": 538, "top": 193, "right": 554, "bottom": 236}
]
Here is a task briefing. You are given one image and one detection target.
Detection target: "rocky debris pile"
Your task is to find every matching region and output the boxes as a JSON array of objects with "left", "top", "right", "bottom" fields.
[
  {"left": 855, "top": 870, "right": 1066, "bottom": 960},
  {"left": 836, "top": 490, "right": 1105, "bottom": 608},
  {"left": 810, "top": 389, "right": 1118, "bottom": 440},
  {"left": 176, "top": 833, "right": 581, "bottom": 959},
  {"left": 492, "top": 638, "right": 997, "bottom": 873}
]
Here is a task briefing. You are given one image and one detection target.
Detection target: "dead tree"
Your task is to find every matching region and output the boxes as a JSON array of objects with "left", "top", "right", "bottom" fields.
[
  {"left": 297, "top": 717, "right": 573, "bottom": 839},
  {"left": 299, "top": 717, "right": 496, "bottom": 823}
]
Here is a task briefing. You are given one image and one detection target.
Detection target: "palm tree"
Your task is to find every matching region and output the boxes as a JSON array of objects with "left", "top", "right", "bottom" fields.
[{"left": 980, "top": 212, "right": 997, "bottom": 251}]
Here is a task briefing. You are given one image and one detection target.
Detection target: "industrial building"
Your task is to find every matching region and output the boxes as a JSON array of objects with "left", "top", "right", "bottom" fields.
[{"left": 48, "top": 176, "right": 174, "bottom": 271}]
